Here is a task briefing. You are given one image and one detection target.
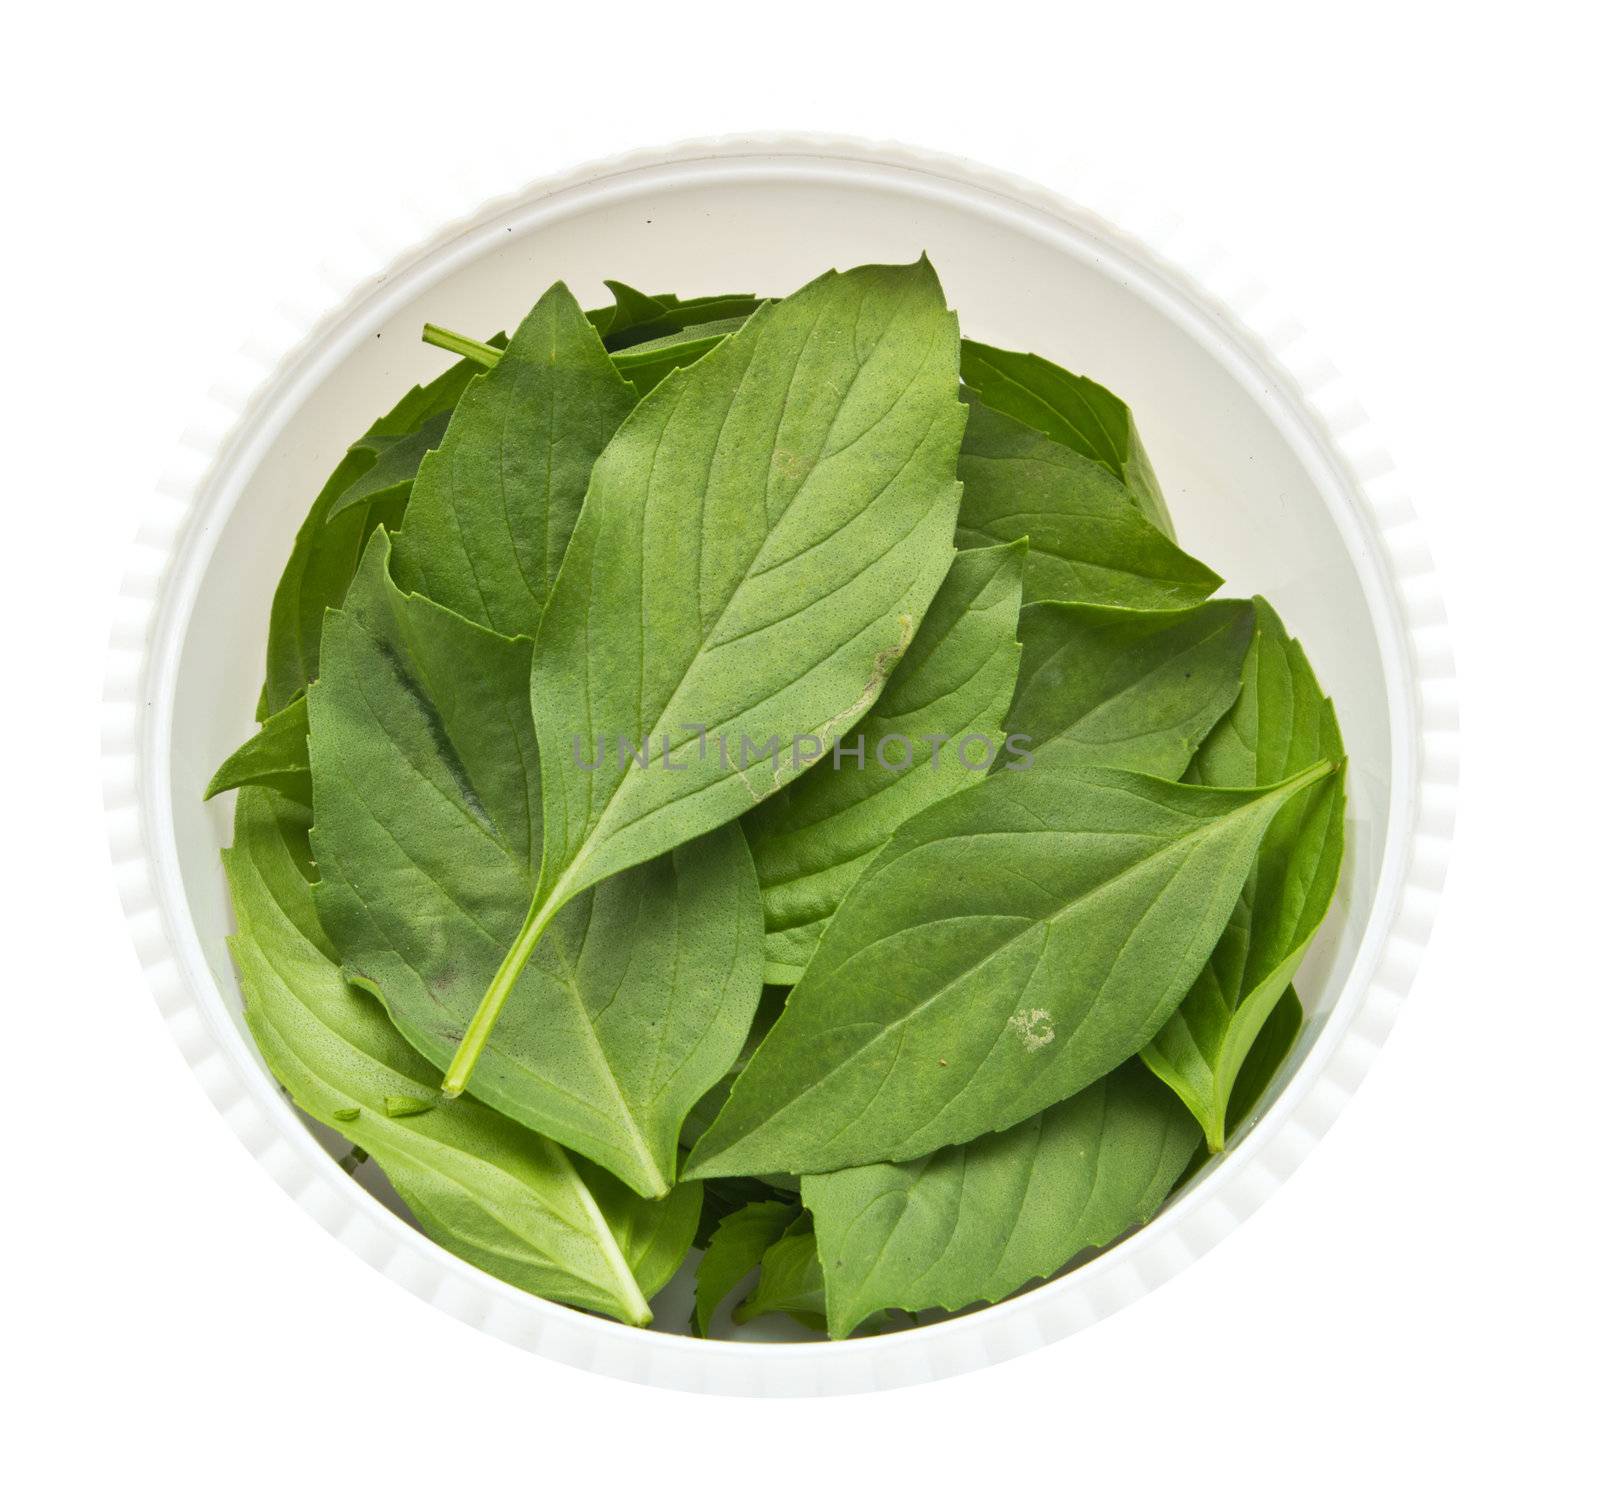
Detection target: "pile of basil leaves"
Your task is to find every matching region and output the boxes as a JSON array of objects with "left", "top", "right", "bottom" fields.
[{"left": 210, "top": 258, "right": 1345, "bottom": 1338}]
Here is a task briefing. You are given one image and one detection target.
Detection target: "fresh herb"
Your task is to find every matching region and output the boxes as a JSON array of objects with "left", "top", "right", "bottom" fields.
[
  {"left": 959, "top": 338, "right": 1175, "bottom": 536},
  {"left": 322, "top": 412, "right": 454, "bottom": 524},
  {"left": 1003, "top": 597, "right": 1255, "bottom": 774},
  {"left": 802, "top": 1061, "right": 1197, "bottom": 1336},
  {"left": 224, "top": 786, "right": 697, "bottom": 1324},
  {"left": 694, "top": 1199, "right": 800, "bottom": 1336},
  {"left": 205, "top": 694, "right": 310, "bottom": 804},
  {"left": 307, "top": 533, "right": 764, "bottom": 1198},
  {"left": 210, "top": 256, "right": 1346, "bottom": 1339},
  {"left": 445, "top": 258, "right": 965, "bottom": 1096},
  {"left": 957, "top": 394, "right": 1219, "bottom": 606},
  {"left": 731, "top": 1215, "right": 829, "bottom": 1330},
  {"left": 258, "top": 348, "right": 488, "bottom": 716},
  {"left": 683, "top": 760, "right": 1334, "bottom": 1180},
  {"left": 1141, "top": 599, "right": 1346, "bottom": 1149},
  {"left": 743, "top": 540, "right": 1026, "bottom": 983},
  {"left": 390, "top": 283, "right": 635, "bottom": 637},
  {"left": 587, "top": 282, "right": 764, "bottom": 348}
]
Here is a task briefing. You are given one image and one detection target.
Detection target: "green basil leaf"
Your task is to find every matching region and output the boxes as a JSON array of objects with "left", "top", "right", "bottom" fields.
[
  {"left": 611, "top": 315, "right": 753, "bottom": 395},
  {"left": 1003, "top": 598, "right": 1254, "bottom": 774},
  {"left": 656, "top": 291, "right": 767, "bottom": 325},
  {"left": 732, "top": 1215, "right": 827, "bottom": 1329},
  {"left": 261, "top": 352, "right": 486, "bottom": 716},
  {"left": 589, "top": 280, "right": 676, "bottom": 345},
  {"left": 1226, "top": 985, "right": 1303, "bottom": 1135},
  {"left": 693, "top": 1199, "right": 801, "bottom": 1336},
  {"left": 592, "top": 283, "right": 764, "bottom": 349},
  {"left": 323, "top": 411, "right": 454, "bottom": 523},
  {"left": 685, "top": 759, "right": 1335, "bottom": 1179},
  {"left": 447, "top": 259, "right": 965, "bottom": 1093},
  {"left": 1142, "top": 599, "right": 1346, "bottom": 1149},
  {"left": 224, "top": 787, "right": 696, "bottom": 1324},
  {"left": 308, "top": 533, "right": 766, "bottom": 1197},
  {"left": 390, "top": 283, "right": 636, "bottom": 637},
  {"left": 204, "top": 694, "right": 310, "bottom": 805},
  {"left": 680, "top": 984, "right": 790, "bottom": 1155},
  {"left": 693, "top": 1175, "right": 798, "bottom": 1252},
  {"left": 1170, "top": 986, "right": 1306, "bottom": 1192},
  {"left": 803, "top": 1061, "right": 1198, "bottom": 1336},
  {"left": 956, "top": 395, "right": 1218, "bottom": 607},
  {"left": 744, "top": 541, "right": 1026, "bottom": 984},
  {"left": 531, "top": 257, "right": 963, "bottom": 894},
  {"left": 960, "top": 339, "right": 1174, "bottom": 536},
  {"left": 429, "top": 303, "right": 760, "bottom": 392}
]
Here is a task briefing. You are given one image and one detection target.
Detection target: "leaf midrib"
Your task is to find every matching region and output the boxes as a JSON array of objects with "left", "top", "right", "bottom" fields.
[{"left": 540, "top": 910, "right": 671, "bottom": 1197}]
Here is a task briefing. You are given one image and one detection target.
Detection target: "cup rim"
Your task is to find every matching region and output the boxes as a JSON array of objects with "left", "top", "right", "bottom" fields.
[{"left": 102, "top": 133, "right": 1457, "bottom": 1396}]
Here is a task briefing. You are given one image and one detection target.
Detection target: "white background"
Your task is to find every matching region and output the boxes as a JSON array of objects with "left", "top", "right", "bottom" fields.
[{"left": 6, "top": 2, "right": 1596, "bottom": 1487}]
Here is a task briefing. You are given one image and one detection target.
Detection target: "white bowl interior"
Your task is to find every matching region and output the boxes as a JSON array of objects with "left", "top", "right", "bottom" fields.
[{"left": 164, "top": 152, "right": 1396, "bottom": 1349}]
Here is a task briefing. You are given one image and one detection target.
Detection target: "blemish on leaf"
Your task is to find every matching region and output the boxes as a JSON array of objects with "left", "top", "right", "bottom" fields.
[
  {"left": 773, "top": 446, "right": 814, "bottom": 483},
  {"left": 1008, "top": 1007, "right": 1056, "bottom": 1051}
]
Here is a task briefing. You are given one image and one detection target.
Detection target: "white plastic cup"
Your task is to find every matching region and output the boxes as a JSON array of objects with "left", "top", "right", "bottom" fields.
[{"left": 104, "top": 136, "right": 1456, "bottom": 1395}]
